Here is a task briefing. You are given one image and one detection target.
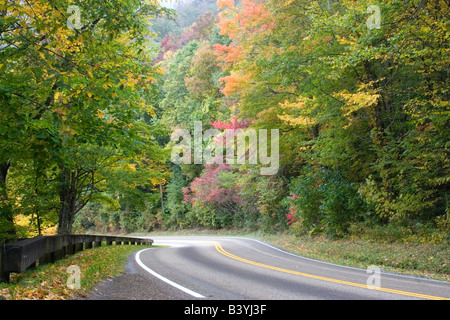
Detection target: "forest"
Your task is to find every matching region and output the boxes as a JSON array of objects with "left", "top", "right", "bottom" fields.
[{"left": 0, "top": 0, "right": 448, "bottom": 243}]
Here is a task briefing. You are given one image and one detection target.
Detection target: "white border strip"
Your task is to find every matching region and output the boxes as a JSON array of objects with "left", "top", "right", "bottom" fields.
[{"left": 135, "top": 248, "right": 205, "bottom": 299}]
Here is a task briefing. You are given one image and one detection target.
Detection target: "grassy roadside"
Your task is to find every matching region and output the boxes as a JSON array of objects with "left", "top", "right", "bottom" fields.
[
  {"left": 0, "top": 244, "right": 151, "bottom": 300},
  {"left": 138, "top": 228, "right": 449, "bottom": 282}
]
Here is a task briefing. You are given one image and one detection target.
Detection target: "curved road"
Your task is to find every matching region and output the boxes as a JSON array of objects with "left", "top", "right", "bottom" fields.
[{"left": 87, "top": 236, "right": 450, "bottom": 300}]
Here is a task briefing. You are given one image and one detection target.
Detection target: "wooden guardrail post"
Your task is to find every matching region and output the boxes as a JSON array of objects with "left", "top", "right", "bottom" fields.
[{"left": 0, "top": 246, "right": 9, "bottom": 283}]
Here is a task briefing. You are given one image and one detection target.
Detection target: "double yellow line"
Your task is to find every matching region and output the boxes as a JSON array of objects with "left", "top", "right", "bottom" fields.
[{"left": 213, "top": 241, "right": 449, "bottom": 300}]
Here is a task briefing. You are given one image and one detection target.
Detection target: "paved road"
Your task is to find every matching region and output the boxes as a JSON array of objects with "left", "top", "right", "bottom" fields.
[{"left": 85, "top": 236, "right": 450, "bottom": 300}]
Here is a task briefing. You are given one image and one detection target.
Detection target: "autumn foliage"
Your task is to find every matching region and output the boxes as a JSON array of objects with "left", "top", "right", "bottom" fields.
[
  {"left": 3, "top": 0, "right": 448, "bottom": 241},
  {"left": 161, "top": 0, "right": 449, "bottom": 238}
]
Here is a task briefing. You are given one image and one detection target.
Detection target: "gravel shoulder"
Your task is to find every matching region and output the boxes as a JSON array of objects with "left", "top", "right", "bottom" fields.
[{"left": 76, "top": 251, "right": 191, "bottom": 300}]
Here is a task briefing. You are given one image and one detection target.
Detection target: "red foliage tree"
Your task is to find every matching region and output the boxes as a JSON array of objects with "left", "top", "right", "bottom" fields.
[{"left": 183, "top": 163, "right": 242, "bottom": 216}]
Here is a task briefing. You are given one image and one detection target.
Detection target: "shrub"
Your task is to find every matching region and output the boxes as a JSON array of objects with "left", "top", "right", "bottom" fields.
[
  {"left": 285, "top": 166, "right": 366, "bottom": 237},
  {"left": 183, "top": 164, "right": 242, "bottom": 228}
]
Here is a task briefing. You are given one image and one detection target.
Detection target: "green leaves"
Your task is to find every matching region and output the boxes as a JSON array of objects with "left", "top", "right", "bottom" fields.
[{"left": 0, "top": 0, "right": 172, "bottom": 238}]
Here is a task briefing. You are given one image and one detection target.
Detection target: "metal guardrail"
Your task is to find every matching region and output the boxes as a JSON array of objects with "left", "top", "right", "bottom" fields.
[{"left": 0, "top": 234, "right": 153, "bottom": 283}]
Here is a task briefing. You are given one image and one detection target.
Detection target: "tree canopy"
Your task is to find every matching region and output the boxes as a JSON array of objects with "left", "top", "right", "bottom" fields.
[
  {"left": 1, "top": 0, "right": 448, "bottom": 242},
  {"left": 1, "top": 0, "right": 171, "bottom": 240}
]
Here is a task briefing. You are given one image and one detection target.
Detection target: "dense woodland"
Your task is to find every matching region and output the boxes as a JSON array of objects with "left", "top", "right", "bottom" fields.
[{"left": 0, "top": 0, "right": 448, "bottom": 243}]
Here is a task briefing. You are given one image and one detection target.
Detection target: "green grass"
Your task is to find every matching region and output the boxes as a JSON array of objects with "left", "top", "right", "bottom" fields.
[{"left": 0, "top": 244, "right": 151, "bottom": 300}]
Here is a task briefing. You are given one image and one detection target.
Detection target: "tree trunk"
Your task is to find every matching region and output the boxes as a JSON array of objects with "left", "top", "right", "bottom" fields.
[
  {"left": 0, "top": 160, "right": 16, "bottom": 240},
  {"left": 57, "top": 168, "right": 77, "bottom": 234},
  {"left": 0, "top": 161, "right": 11, "bottom": 203},
  {"left": 159, "top": 183, "right": 165, "bottom": 215}
]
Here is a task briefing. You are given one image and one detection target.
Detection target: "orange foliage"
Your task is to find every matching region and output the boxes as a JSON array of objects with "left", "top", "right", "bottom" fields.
[
  {"left": 217, "top": 0, "right": 235, "bottom": 10},
  {"left": 217, "top": 13, "right": 240, "bottom": 39},
  {"left": 213, "top": 43, "right": 244, "bottom": 66},
  {"left": 240, "top": 0, "right": 271, "bottom": 28},
  {"left": 219, "top": 73, "right": 252, "bottom": 96}
]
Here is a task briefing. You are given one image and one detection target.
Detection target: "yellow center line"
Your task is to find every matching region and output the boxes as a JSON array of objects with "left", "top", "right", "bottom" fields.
[{"left": 212, "top": 241, "right": 449, "bottom": 300}]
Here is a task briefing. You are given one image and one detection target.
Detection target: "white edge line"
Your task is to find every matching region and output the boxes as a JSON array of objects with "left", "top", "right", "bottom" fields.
[{"left": 135, "top": 248, "right": 205, "bottom": 299}]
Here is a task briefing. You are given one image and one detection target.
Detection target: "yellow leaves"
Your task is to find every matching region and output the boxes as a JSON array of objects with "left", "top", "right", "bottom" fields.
[
  {"left": 6, "top": 273, "right": 69, "bottom": 300},
  {"left": 143, "top": 104, "right": 156, "bottom": 117},
  {"left": 150, "top": 177, "right": 166, "bottom": 185},
  {"left": 0, "top": 288, "right": 11, "bottom": 300},
  {"left": 120, "top": 162, "right": 138, "bottom": 176},
  {"left": 155, "top": 67, "right": 165, "bottom": 75},
  {"left": 280, "top": 100, "right": 306, "bottom": 110},
  {"left": 282, "top": 0, "right": 296, "bottom": 6},
  {"left": 118, "top": 75, "right": 139, "bottom": 89},
  {"left": 277, "top": 98, "right": 318, "bottom": 127},
  {"left": 278, "top": 114, "right": 316, "bottom": 127},
  {"left": 126, "top": 81, "right": 136, "bottom": 89},
  {"left": 135, "top": 97, "right": 155, "bottom": 116},
  {"left": 336, "top": 35, "right": 356, "bottom": 46},
  {"left": 19, "top": 19, "right": 27, "bottom": 29},
  {"left": 13, "top": 215, "right": 56, "bottom": 238},
  {"left": 336, "top": 81, "right": 381, "bottom": 117},
  {"left": 13, "top": 214, "right": 30, "bottom": 229},
  {"left": 64, "top": 39, "right": 84, "bottom": 54},
  {"left": 338, "top": 91, "right": 380, "bottom": 115}
]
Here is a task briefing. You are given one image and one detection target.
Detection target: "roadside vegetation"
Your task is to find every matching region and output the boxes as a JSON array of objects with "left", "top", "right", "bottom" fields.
[{"left": 0, "top": 244, "right": 150, "bottom": 300}]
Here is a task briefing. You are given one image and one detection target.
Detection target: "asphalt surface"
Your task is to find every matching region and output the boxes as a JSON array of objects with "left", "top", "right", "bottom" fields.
[{"left": 80, "top": 236, "right": 450, "bottom": 300}]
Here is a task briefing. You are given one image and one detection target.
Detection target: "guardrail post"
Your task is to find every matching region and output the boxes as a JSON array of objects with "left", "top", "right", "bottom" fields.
[
  {"left": 66, "top": 244, "right": 74, "bottom": 255},
  {"left": 39, "top": 253, "right": 52, "bottom": 266},
  {"left": 0, "top": 247, "right": 9, "bottom": 283},
  {"left": 74, "top": 243, "right": 83, "bottom": 253}
]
